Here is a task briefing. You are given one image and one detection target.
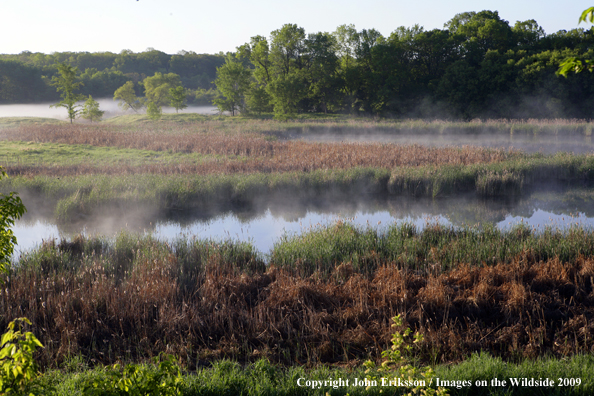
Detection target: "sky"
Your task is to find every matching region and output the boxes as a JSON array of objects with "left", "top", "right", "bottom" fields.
[{"left": 2, "top": 0, "right": 593, "bottom": 55}]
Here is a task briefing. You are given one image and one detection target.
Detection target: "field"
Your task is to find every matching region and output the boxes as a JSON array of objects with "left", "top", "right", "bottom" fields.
[{"left": 1, "top": 115, "right": 594, "bottom": 394}]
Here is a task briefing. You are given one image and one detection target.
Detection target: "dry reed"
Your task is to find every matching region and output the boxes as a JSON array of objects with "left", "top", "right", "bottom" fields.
[
  {"left": 0, "top": 124, "right": 516, "bottom": 177},
  {"left": 2, "top": 237, "right": 593, "bottom": 369}
]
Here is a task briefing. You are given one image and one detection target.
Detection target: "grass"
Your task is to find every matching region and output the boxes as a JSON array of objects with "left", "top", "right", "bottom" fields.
[
  {"left": 0, "top": 123, "right": 517, "bottom": 170},
  {"left": 270, "top": 221, "right": 594, "bottom": 275},
  {"left": 31, "top": 353, "right": 594, "bottom": 395},
  {"left": 0, "top": 116, "right": 65, "bottom": 128},
  {"left": 0, "top": 122, "right": 591, "bottom": 222},
  {"left": 0, "top": 140, "right": 226, "bottom": 167},
  {"left": 2, "top": 116, "right": 594, "bottom": 392},
  {"left": 1, "top": 151, "right": 592, "bottom": 220}
]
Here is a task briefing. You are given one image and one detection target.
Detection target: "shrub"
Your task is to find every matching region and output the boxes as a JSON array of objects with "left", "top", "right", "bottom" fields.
[
  {"left": 0, "top": 318, "right": 46, "bottom": 395},
  {"left": 363, "top": 315, "right": 449, "bottom": 396}
]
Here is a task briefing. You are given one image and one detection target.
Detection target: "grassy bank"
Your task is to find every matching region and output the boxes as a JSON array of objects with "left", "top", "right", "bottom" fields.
[
  {"left": 32, "top": 353, "right": 593, "bottom": 395},
  {"left": 1, "top": 151, "right": 593, "bottom": 220},
  {"left": 3, "top": 114, "right": 594, "bottom": 135},
  {"left": 3, "top": 225, "right": 594, "bottom": 369}
]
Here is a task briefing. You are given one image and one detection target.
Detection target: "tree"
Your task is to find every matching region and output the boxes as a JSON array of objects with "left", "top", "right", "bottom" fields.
[
  {"left": 270, "top": 24, "right": 307, "bottom": 77},
  {"left": 114, "top": 81, "right": 145, "bottom": 112},
  {"left": 245, "top": 84, "right": 273, "bottom": 115},
  {"left": 80, "top": 95, "right": 105, "bottom": 122},
  {"left": 237, "top": 35, "right": 272, "bottom": 85},
  {"left": 168, "top": 86, "right": 187, "bottom": 113},
  {"left": 0, "top": 168, "right": 26, "bottom": 280},
  {"left": 50, "top": 62, "right": 85, "bottom": 123},
  {"left": 214, "top": 56, "right": 251, "bottom": 115},
  {"left": 304, "top": 32, "right": 341, "bottom": 113},
  {"left": 142, "top": 72, "right": 181, "bottom": 106},
  {"left": 146, "top": 101, "right": 162, "bottom": 120},
  {"left": 266, "top": 24, "right": 310, "bottom": 118},
  {"left": 266, "top": 73, "right": 308, "bottom": 120}
]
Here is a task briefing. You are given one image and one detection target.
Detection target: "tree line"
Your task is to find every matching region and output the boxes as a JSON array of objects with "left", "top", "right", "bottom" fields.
[
  {"left": 0, "top": 49, "right": 224, "bottom": 105},
  {"left": 214, "top": 10, "right": 594, "bottom": 119},
  {"left": 2, "top": 10, "right": 594, "bottom": 119}
]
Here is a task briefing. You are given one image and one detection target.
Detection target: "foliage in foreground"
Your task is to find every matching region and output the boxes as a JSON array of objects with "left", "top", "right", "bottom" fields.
[
  {"left": 32, "top": 353, "right": 594, "bottom": 395},
  {"left": 0, "top": 318, "right": 45, "bottom": 395},
  {"left": 82, "top": 354, "right": 183, "bottom": 396},
  {"left": 0, "top": 168, "right": 26, "bottom": 277},
  {"left": 364, "top": 315, "right": 448, "bottom": 396}
]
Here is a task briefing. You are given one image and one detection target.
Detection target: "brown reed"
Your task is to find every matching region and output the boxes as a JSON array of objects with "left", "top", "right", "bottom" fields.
[
  {"left": 2, "top": 238, "right": 593, "bottom": 369},
  {"left": 0, "top": 124, "right": 516, "bottom": 177}
]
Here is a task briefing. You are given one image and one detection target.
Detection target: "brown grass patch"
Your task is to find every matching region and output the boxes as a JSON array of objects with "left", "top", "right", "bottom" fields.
[
  {"left": 3, "top": 241, "right": 594, "bottom": 369},
  {"left": 1, "top": 124, "right": 516, "bottom": 176}
]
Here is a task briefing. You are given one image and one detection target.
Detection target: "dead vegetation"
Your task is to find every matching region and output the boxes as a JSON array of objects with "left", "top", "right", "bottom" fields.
[
  {"left": 0, "top": 124, "right": 515, "bottom": 176},
  {"left": 3, "top": 237, "right": 593, "bottom": 369}
]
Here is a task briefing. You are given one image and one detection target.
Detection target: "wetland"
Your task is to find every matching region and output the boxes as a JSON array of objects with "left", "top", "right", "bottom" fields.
[{"left": 1, "top": 116, "right": 594, "bottom": 380}]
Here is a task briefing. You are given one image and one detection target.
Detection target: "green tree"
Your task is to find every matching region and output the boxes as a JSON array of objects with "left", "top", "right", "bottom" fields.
[
  {"left": 333, "top": 24, "right": 360, "bottom": 112},
  {"left": 214, "top": 56, "right": 251, "bottom": 115},
  {"left": 50, "top": 62, "right": 85, "bottom": 123},
  {"left": 114, "top": 81, "right": 145, "bottom": 112},
  {"left": 304, "top": 32, "right": 341, "bottom": 113},
  {"left": 513, "top": 19, "right": 545, "bottom": 48},
  {"left": 270, "top": 24, "right": 307, "bottom": 77},
  {"left": 266, "top": 24, "right": 310, "bottom": 118},
  {"left": 146, "top": 101, "right": 162, "bottom": 120},
  {"left": 80, "top": 95, "right": 105, "bottom": 122},
  {"left": 245, "top": 84, "right": 273, "bottom": 115},
  {"left": 168, "top": 86, "right": 187, "bottom": 113},
  {"left": 237, "top": 35, "right": 273, "bottom": 85},
  {"left": 266, "top": 73, "right": 308, "bottom": 120},
  {"left": 80, "top": 68, "right": 128, "bottom": 98},
  {"left": 143, "top": 72, "right": 181, "bottom": 106}
]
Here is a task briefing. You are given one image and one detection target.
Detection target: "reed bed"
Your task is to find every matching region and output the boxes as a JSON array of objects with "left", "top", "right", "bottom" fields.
[
  {"left": 271, "top": 222, "right": 594, "bottom": 275},
  {"left": 0, "top": 124, "right": 517, "bottom": 175},
  {"left": 2, "top": 151, "right": 593, "bottom": 220},
  {"left": 3, "top": 226, "right": 594, "bottom": 369}
]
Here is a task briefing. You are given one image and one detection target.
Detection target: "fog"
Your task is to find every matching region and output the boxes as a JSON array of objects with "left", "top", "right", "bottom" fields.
[
  {"left": 295, "top": 130, "right": 594, "bottom": 154},
  {"left": 0, "top": 100, "right": 219, "bottom": 120},
  {"left": 13, "top": 188, "right": 594, "bottom": 259}
]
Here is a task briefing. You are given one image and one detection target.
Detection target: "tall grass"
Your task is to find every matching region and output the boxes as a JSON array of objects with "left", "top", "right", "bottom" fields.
[
  {"left": 3, "top": 226, "right": 594, "bottom": 368},
  {"left": 1, "top": 152, "right": 592, "bottom": 220},
  {"left": 271, "top": 222, "right": 594, "bottom": 275}
]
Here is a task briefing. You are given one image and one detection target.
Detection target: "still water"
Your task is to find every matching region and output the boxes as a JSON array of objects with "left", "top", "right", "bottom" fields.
[
  {"left": 13, "top": 189, "right": 594, "bottom": 258},
  {"left": 0, "top": 99, "right": 219, "bottom": 120}
]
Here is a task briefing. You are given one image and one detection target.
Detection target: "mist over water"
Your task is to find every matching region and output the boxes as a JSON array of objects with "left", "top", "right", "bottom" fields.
[
  {"left": 13, "top": 189, "right": 594, "bottom": 259},
  {"left": 299, "top": 132, "right": 594, "bottom": 154},
  {"left": 0, "top": 100, "right": 218, "bottom": 120}
]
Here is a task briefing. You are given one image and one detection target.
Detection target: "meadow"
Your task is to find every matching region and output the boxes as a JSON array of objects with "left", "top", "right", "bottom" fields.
[{"left": 1, "top": 115, "right": 594, "bottom": 394}]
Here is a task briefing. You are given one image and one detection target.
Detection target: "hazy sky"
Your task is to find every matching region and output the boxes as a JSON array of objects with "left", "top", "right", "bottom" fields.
[{"left": 3, "top": 0, "right": 593, "bottom": 55}]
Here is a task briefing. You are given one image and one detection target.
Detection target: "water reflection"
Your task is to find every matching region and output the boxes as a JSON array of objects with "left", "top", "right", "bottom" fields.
[{"left": 13, "top": 188, "right": 594, "bottom": 258}]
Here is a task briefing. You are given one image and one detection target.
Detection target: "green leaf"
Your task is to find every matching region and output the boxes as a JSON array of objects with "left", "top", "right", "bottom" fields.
[
  {"left": 579, "top": 7, "right": 594, "bottom": 24},
  {"left": 0, "top": 332, "right": 13, "bottom": 347}
]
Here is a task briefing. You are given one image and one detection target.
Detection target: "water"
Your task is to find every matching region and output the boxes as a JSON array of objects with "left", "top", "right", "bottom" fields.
[
  {"left": 0, "top": 100, "right": 219, "bottom": 120},
  {"left": 13, "top": 189, "right": 594, "bottom": 258},
  {"left": 300, "top": 132, "right": 594, "bottom": 154}
]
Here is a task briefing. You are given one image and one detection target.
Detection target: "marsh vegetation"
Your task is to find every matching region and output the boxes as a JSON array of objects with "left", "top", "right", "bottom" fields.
[{"left": 0, "top": 116, "right": 593, "bottom": 395}]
